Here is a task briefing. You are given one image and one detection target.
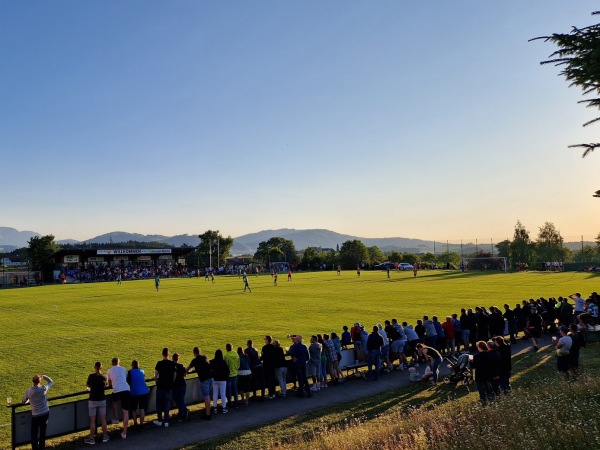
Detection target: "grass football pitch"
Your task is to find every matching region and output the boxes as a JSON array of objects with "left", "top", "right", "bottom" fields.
[{"left": 0, "top": 269, "right": 597, "bottom": 445}]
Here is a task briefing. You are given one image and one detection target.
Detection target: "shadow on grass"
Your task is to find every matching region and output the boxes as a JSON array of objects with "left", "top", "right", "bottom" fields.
[
  {"left": 414, "top": 271, "right": 503, "bottom": 281},
  {"left": 191, "top": 378, "right": 475, "bottom": 450},
  {"left": 192, "top": 341, "right": 593, "bottom": 450}
]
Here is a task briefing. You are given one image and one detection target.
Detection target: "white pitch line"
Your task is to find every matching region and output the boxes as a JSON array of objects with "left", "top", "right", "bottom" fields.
[{"left": 0, "top": 307, "right": 118, "bottom": 334}]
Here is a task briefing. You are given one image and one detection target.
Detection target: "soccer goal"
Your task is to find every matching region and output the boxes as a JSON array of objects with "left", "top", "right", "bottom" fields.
[{"left": 463, "top": 257, "right": 508, "bottom": 273}]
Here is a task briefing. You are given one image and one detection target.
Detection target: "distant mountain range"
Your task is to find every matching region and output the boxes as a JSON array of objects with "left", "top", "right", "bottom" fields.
[
  {"left": 0, "top": 226, "right": 593, "bottom": 256},
  {"left": 0, "top": 227, "right": 40, "bottom": 252},
  {"left": 230, "top": 228, "right": 433, "bottom": 255}
]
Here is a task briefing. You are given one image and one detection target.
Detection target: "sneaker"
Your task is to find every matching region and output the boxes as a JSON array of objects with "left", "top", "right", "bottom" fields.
[
  {"left": 152, "top": 420, "right": 163, "bottom": 427},
  {"left": 164, "top": 422, "right": 169, "bottom": 428},
  {"left": 120, "top": 433, "right": 126, "bottom": 440},
  {"left": 310, "top": 385, "right": 318, "bottom": 392},
  {"left": 222, "top": 408, "right": 229, "bottom": 414},
  {"left": 84, "top": 437, "right": 96, "bottom": 445},
  {"left": 102, "top": 436, "right": 109, "bottom": 443}
]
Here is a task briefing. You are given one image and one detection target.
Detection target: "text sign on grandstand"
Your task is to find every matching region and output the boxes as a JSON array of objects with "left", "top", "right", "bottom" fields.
[
  {"left": 0, "top": 258, "right": 28, "bottom": 266},
  {"left": 97, "top": 249, "right": 172, "bottom": 255}
]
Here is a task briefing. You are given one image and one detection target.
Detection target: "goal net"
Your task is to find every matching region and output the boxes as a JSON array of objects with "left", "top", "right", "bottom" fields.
[{"left": 463, "top": 257, "right": 508, "bottom": 273}]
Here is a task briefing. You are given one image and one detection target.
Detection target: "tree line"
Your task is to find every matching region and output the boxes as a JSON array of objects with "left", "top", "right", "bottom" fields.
[
  {"left": 10, "top": 221, "right": 600, "bottom": 283},
  {"left": 495, "top": 221, "right": 600, "bottom": 269}
]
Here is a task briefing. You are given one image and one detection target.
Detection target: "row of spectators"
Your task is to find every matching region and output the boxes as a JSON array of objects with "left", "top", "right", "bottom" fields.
[
  {"left": 71, "top": 263, "right": 188, "bottom": 283},
  {"left": 23, "top": 291, "right": 597, "bottom": 447}
]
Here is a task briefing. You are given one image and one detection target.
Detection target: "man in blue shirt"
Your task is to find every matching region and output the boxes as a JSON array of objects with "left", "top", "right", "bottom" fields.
[
  {"left": 366, "top": 326, "right": 384, "bottom": 381},
  {"left": 288, "top": 335, "right": 311, "bottom": 398}
]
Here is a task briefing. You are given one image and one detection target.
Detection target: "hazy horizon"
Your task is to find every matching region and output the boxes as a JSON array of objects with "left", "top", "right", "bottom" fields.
[{"left": 1, "top": 225, "right": 596, "bottom": 246}]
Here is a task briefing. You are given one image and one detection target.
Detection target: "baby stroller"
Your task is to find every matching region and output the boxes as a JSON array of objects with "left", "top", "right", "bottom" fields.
[{"left": 443, "top": 353, "right": 473, "bottom": 388}]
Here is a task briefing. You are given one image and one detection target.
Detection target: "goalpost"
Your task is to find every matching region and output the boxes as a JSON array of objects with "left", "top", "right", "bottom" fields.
[{"left": 463, "top": 257, "right": 508, "bottom": 273}]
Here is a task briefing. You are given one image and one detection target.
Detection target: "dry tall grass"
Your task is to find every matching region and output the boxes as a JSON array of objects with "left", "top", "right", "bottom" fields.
[{"left": 269, "top": 371, "right": 600, "bottom": 450}]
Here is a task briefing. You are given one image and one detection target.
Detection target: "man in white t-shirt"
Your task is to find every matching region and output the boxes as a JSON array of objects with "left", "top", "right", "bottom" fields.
[
  {"left": 569, "top": 293, "right": 585, "bottom": 317},
  {"left": 107, "top": 357, "right": 130, "bottom": 439},
  {"left": 555, "top": 326, "right": 572, "bottom": 377}
]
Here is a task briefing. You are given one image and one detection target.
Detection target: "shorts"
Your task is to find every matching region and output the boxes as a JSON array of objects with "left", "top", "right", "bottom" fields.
[
  {"left": 391, "top": 340, "right": 405, "bottom": 354},
  {"left": 129, "top": 393, "right": 149, "bottom": 412},
  {"left": 381, "top": 345, "right": 390, "bottom": 359},
  {"left": 111, "top": 390, "right": 130, "bottom": 410},
  {"left": 529, "top": 327, "right": 541, "bottom": 339},
  {"left": 89, "top": 400, "right": 106, "bottom": 417},
  {"left": 199, "top": 378, "right": 213, "bottom": 398},
  {"left": 326, "top": 360, "right": 334, "bottom": 375},
  {"left": 306, "top": 360, "right": 319, "bottom": 377}
]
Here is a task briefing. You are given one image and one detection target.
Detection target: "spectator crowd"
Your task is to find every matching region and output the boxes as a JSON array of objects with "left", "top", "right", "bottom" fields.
[
  {"left": 23, "top": 291, "right": 597, "bottom": 447},
  {"left": 71, "top": 263, "right": 188, "bottom": 283}
]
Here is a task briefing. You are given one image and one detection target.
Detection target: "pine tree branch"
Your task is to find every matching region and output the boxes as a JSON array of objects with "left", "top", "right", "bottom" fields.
[{"left": 569, "top": 143, "right": 600, "bottom": 157}]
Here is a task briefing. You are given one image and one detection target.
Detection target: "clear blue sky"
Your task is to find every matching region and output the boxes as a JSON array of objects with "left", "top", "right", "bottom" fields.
[{"left": 1, "top": 1, "right": 598, "bottom": 243}]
